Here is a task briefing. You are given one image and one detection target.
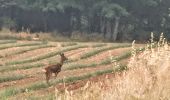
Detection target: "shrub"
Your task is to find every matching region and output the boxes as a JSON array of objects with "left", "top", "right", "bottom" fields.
[{"left": 0, "top": 17, "right": 16, "bottom": 29}]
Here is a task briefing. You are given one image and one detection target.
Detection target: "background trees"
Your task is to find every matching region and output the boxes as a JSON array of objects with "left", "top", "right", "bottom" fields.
[{"left": 0, "top": 0, "right": 169, "bottom": 41}]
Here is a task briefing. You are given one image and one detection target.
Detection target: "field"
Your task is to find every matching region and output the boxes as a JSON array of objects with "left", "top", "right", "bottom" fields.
[
  {"left": 58, "top": 37, "right": 170, "bottom": 100},
  {"left": 0, "top": 38, "right": 169, "bottom": 100},
  {"left": 0, "top": 39, "right": 143, "bottom": 99}
]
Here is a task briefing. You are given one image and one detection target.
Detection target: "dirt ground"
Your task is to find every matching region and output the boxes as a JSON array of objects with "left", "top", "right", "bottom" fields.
[{"left": 0, "top": 41, "right": 143, "bottom": 99}]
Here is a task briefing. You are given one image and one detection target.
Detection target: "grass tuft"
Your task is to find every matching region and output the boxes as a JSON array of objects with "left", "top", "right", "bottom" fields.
[{"left": 0, "top": 88, "right": 19, "bottom": 99}]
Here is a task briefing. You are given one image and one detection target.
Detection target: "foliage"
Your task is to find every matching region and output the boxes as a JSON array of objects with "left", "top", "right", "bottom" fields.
[
  {"left": 0, "top": 0, "right": 169, "bottom": 41},
  {"left": 0, "top": 17, "right": 16, "bottom": 29}
]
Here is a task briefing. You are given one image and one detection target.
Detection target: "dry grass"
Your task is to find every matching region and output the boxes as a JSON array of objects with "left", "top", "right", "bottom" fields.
[
  {"left": 55, "top": 34, "right": 170, "bottom": 100},
  {"left": 0, "top": 28, "right": 56, "bottom": 41}
]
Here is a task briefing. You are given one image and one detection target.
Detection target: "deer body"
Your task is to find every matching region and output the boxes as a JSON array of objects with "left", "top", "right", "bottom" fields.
[
  {"left": 45, "top": 64, "right": 62, "bottom": 74},
  {"left": 44, "top": 53, "right": 68, "bottom": 84}
]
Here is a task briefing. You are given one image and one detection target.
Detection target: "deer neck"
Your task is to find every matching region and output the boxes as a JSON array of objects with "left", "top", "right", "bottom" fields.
[{"left": 59, "top": 58, "right": 64, "bottom": 66}]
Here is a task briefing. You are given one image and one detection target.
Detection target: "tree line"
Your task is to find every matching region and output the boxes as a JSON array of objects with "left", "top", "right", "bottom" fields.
[{"left": 0, "top": 0, "right": 170, "bottom": 41}]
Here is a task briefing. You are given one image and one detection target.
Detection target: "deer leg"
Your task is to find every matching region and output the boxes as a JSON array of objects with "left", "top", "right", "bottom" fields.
[
  {"left": 55, "top": 72, "right": 59, "bottom": 78},
  {"left": 45, "top": 71, "right": 51, "bottom": 84},
  {"left": 55, "top": 70, "right": 61, "bottom": 78}
]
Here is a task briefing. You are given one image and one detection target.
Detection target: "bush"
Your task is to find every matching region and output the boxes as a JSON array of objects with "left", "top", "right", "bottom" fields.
[{"left": 0, "top": 17, "right": 16, "bottom": 29}]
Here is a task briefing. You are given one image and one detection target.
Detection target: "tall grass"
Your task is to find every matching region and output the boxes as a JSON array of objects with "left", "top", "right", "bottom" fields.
[{"left": 56, "top": 33, "right": 170, "bottom": 100}]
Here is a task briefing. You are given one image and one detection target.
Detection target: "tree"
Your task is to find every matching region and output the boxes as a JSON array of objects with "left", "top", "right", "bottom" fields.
[{"left": 0, "top": 0, "right": 170, "bottom": 41}]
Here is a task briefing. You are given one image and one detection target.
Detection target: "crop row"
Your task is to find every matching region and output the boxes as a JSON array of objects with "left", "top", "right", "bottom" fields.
[
  {"left": 5, "top": 45, "right": 88, "bottom": 65},
  {"left": 0, "top": 65, "right": 126, "bottom": 99}
]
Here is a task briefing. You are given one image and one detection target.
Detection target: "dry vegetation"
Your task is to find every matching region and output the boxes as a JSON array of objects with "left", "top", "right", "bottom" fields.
[
  {"left": 0, "top": 37, "right": 135, "bottom": 99},
  {"left": 1, "top": 32, "right": 168, "bottom": 100},
  {"left": 0, "top": 28, "right": 107, "bottom": 42},
  {"left": 55, "top": 33, "right": 170, "bottom": 100}
]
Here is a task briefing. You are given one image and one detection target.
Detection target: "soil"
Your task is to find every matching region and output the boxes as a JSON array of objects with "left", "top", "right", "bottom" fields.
[
  {"left": 0, "top": 41, "right": 144, "bottom": 99},
  {"left": 0, "top": 46, "right": 130, "bottom": 90}
]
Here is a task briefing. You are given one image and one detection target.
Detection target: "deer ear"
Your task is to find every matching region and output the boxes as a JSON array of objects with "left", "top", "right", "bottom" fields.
[{"left": 60, "top": 53, "right": 64, "bottom": 56}]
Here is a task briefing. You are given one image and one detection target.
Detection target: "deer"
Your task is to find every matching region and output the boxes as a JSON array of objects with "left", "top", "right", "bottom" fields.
[{"left": 44, "top": 53, "right": 68, "bottom": 84}]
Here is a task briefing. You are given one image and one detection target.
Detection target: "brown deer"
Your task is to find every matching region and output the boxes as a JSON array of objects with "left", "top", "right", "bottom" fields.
[{"left": 44, "top": 53, "right": 68, "bottom": 84}]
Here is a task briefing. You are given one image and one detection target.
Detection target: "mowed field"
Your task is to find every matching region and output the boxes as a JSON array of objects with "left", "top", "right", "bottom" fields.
[{"left": 0, "top": 40, "right": 143, "bottom": 99}]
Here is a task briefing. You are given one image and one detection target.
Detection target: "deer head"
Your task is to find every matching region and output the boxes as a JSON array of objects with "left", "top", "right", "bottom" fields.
[{"left": 59, "top": 53, "right": 68, "bottom": 63}]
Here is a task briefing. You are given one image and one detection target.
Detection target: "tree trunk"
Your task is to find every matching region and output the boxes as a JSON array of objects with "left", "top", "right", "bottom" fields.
[
  {"left": 112, "top": 17, "right": 120, "bottom": 41},
  {"left": 43, "top": 12, "right": 48, "bottom": 32},
  {"left": 69, "top": 13, "right": 74, "bottom": 37},
  {"left": 100, "top": 17, "right": 106, "bottom": 38},
  {"left": 106, "top": 20, "right": 112, "bottom": 39}
]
